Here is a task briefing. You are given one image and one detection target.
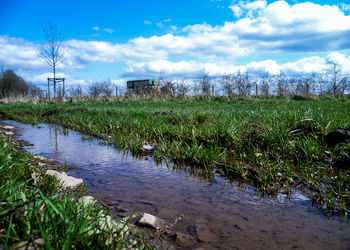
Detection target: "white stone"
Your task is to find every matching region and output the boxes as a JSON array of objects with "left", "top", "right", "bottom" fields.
[
  {"left": 79, "top": 196, "right": 96, "bottom": 206},
  {"left": 5, "top": 131, "right": 14, "bottom": 136},
  {"left": 138, "top": 213, "right": 160, "bottom": 229},
  {"left": 45, "top": 170, "right": 83, "bottom": 189},
  {"left": 142, "top": 143, "right": 157, "bottom": 153},
  {"left": 3, "top": 125, "right": 15, "bottom": 130}
]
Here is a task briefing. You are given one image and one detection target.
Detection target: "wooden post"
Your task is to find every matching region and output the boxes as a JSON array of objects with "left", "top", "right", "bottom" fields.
[
  {"left": 47, "top": 78, "right": 50, "bottom": 100},
  {"left": 54, "top": 79, "right": 56, "bottom": 99},
  {"left": 63, "top": 78, "right": 65, "bottom": 97}
]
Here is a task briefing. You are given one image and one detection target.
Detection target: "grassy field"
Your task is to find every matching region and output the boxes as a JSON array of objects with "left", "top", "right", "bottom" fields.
[
  {"left": 0, "top": 96, "right": 349, "bottom": 213},
  {"left": 0, "top": 135, "right": 151, "bottom": 249}
]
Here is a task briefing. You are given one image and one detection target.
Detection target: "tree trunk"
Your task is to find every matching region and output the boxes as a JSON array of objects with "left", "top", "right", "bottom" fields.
[{"left": 53, "top": 66, "right": 56, "bottom": 99}]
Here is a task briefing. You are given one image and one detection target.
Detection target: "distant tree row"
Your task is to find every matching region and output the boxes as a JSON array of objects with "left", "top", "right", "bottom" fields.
[
  {"left": 1, "top": 63, "right": 349, "bottom": 100},
  {"left": 154, "top": 63, "right": 349, "bottom": 98},
  {"left": 0, "top": 69, "right": 42, "bottom": 99}
]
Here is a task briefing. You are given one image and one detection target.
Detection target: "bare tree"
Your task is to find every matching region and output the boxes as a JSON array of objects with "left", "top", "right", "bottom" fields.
[
  {"left": 176, "top": 78, "right": 190, "bottom": 98},
  {"left": 69, "top": 84, "right": 84, "bottom": 97},
  {"left": 89, "top": 80, "right": 113, "bottom": 98},
  {"left": 28, "top": 84, "right": 43, "bottom": 98},
  {"left": 199, "top": 69, "right": 212, "bottom": 96},
  {"left": 287, "top": 77, "right": 297, "bottom": 96},
  {"left": 56, "top": 85, "right": 64, "bottom": 99},
  {"left": 308, "top": 72, "right": 322, "bottom": 95},
  {"left": 232, "top": 71, "right": 252, "bottom": 97},
  {"left": 221, "top": 74, "right": 234, "bottom": 97},
  {"left": 274, "top": 72, "right": 289, "bottom": 97},
  {"left": 326, "top": 63, "right": 348, "bottom": 96},
  {"left": 259, "top": 72, "right": 270, "bottom": 97},
  {"left": 163, "top": 80, "right": 177, "bottom": 97},
  {"left": 41, "top": 22, "right": 65, "bottom": 99}
]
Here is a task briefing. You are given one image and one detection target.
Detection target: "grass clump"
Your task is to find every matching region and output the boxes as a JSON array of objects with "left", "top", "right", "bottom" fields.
[
  {"left": 0, "top": 97, "right": 349, "bottom": 213},
  {"left": 0, "top": 136, "right": 151, "bottom": 249}
]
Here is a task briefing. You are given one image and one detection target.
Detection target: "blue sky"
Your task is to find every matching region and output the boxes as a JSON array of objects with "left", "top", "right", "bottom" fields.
[{"left": 1, "top": 0, "right": 350, "bottom": 91}]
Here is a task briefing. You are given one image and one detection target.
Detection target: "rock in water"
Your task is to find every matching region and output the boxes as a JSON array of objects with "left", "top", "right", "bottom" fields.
[
  {"left": 46, "top": 170, "right": 83, "bottom": 189},
  {"left": 138, "top": 213, "right": 162, "bottom": 229},
  {"left": 142, "top": 143, "right": 157, "bottom": 154}
]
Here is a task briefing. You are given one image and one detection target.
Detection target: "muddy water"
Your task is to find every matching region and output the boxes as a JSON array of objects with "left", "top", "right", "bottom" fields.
[{"left": 5, "top": 120, "right": 350, "bottom": 249}]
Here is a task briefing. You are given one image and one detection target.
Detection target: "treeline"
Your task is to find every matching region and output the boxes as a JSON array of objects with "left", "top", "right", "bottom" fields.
[
  {"left": 0, "top": 70, "right": 42, "bottom": 99},
  {"left": 154, "top": 63, "right": 349, "bottom": 98},
  {"left": 2, "top": 63, "right": 349, "bottom": 100}
]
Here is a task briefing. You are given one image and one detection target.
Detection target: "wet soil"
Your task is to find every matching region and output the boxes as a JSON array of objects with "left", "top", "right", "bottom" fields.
[{"left": 3, "top": 120, "right": 350, "bottom": 249}]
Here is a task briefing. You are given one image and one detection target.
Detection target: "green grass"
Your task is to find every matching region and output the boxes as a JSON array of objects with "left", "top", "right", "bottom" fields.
[
  {"left": 0, "top": 136, "right": 152, "bottom": 249},
  {"left": 0, "top": 96, "right": 349, "bottom": 213}
]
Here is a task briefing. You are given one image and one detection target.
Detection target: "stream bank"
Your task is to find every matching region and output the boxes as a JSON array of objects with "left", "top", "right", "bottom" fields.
[{"left": 3, "top": 120, "right": 350, "bottom": 249}]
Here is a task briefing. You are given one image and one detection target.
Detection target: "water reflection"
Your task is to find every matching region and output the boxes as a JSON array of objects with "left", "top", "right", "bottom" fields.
[{"left": 4, "top": 120, "right": 350, "bottom": 249}]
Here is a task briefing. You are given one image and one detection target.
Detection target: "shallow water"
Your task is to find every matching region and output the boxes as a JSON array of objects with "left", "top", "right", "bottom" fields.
[{"left": 5, "top": 120, "right": 350, "bottom": 249}]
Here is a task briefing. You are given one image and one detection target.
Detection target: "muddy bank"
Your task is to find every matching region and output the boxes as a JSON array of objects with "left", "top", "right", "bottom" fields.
[{"left": 3, "top": 120, "right": 350, "bottom": 249}]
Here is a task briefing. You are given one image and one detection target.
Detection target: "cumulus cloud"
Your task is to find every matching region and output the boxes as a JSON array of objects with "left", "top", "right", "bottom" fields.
[
  {"left": 229, "top": 0, "right": 266, "bottom": 18},
  {"left": 326, "top": 52, "right": 350, "bottom": 72},
  {"left": 122, "top": 53, "right": 350, "bottom": 78},
  {"left": 144, "top": 20, "right": 152, "bottom": 25},
  {"left": 224, "top": 0, "right": 350, "bottom": 51},
  {"left": 229, "top": 5, "right": 243, "bottom": 18},
  {"left": 92, "top": 26, "right": 100, "bottom": 31},
  {"left": 0, "top": 36, "right": 44, "bottom": 70}
]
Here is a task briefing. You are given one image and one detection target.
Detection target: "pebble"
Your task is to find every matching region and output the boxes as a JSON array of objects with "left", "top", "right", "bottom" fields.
[
  {"left": 3, "top": 125, "right": 15, "bottom": 130},
  {"left": 138, "top": 213, "right": 162, "bottom": 229}
]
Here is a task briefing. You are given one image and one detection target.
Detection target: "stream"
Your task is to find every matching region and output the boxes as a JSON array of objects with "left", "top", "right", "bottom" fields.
[{"left": 4, "top": 120, "right": 350, "bottom": 249}]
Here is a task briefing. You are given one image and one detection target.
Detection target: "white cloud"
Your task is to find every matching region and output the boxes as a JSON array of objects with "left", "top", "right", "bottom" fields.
[
  {"left": 25, "top": 72, "right": 67, "bottom": 83},
  {"left": 156, "top": 22, "right": 164, "bottom": 28},
  {"left": 229, "top": 5, "right": 243, "bottom": 18},
  {"left": 92, "top": 26, "right": 100, "bottom": 31},
  {"left": 326, "top": 52, "right": 350, "bottom": 72},
  {"left": 104, "top": 28, "right": 114, "bottom": 34},
  {"left": 1, "top": 1, "right": 350, "bottom": 80},
  {"left": 163, "top": 18, "right": 172, "bottom": 22},
  {"left": 229, "top": 0, "right": 267, "bottom": 18},
  {"left": 122, "top": 53, "right": 350, "bottom": 78},
  {"left": 243, "top": 0, "right": 267, "bottom": 10},
  {"left": 0, "top": 36, "right": 44, "bottom": 70},
  {"left": 111, "top": 79, "right": 126, "bottom": 88},
  {"left": 282, "top": 56, "right": 326, "bottom": 74},
  {"left": 144, "top": 20, "right": 152, "bottom": 25}
]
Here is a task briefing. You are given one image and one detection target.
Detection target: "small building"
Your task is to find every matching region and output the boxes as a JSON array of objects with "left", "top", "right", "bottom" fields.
[{"left": 127, "top": 79, "right": 157, "bottom": 93}]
